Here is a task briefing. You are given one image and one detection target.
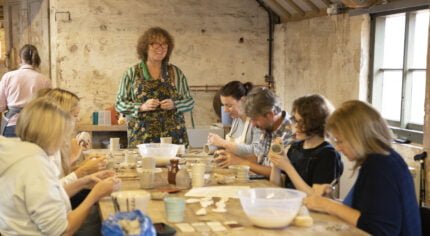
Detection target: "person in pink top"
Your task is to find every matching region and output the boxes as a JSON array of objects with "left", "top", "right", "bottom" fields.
[{"left": 0, "top": 44, "right": 51, "bottom": 137}]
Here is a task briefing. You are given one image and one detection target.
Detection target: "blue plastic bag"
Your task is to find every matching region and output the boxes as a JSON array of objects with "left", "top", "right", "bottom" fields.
[{"left": 102, "top": 210, "right": 156, "bottom": 236}]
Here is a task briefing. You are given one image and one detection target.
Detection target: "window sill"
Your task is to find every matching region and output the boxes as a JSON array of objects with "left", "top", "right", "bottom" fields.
[{"left": 389, "top": 126, "right": 423, "bottom": 144}]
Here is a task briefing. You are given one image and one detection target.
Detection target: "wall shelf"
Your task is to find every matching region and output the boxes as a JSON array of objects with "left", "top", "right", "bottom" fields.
[
  {"left": 77, "top": 124, "right": 127, "bottom": 132},
  {"left": 77, "top": 124, "right": 127, "bottom": 149}
]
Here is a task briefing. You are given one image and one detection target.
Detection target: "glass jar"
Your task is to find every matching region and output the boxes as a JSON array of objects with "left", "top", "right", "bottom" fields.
[{"left": 110, "top": 151, "right": 125, "bottom": 171}]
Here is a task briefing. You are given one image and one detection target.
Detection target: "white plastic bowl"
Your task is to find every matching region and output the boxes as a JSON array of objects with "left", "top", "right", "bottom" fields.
[
  {"left": 137, "top": 143, "right": 179, "bottom": 166},
  {"left": 238, "top": 188, "right": 306, "bottom": 228}
]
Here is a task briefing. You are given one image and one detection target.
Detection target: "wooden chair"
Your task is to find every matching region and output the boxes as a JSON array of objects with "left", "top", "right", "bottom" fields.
[{"left": 421, "top": 206, "right": 430, "bottom": 236}]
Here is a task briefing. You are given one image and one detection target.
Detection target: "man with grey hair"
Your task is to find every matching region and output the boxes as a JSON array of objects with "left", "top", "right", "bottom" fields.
[{"left": 215, "top": 87, "right": 293, "bottom": 177}]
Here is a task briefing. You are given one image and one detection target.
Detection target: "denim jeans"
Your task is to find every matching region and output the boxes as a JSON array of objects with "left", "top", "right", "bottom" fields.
[{"left": 3, "top": 125, "right": 16, "bottom": 137}]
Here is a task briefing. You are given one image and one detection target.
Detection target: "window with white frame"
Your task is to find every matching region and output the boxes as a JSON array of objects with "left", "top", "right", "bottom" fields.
[{"left": 370, "top": 9, "right": 429, "bottom": 143}]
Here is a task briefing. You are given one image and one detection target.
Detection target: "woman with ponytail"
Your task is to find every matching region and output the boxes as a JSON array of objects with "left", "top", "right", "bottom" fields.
[
  {"left": 0, "top": 44, "right": 51, "bottom": 137},
  {"left": 208, "top": 81, "right": 261, "bottom": 157}
]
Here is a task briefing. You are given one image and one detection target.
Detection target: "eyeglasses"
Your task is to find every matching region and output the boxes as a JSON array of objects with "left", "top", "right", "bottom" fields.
[
  {"left": 150, "top": 42, "right": 168, "bottom": 49},
  {"left": 289, "top": 116, "right": 304, "bottom": 126}
]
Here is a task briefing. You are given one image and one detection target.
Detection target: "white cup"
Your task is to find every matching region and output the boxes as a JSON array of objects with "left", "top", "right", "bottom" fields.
[
  {"left": 176, "top": 144, "right": 186, "bottom": 155},
  {"left": 203, "top": 144, "right": 218, "bottom": 155},
  {"left": 191, "top": 163, "right": 206, "bottom": 187},
  {"left": 270, "top": 143, "right": 284, "bottom": 154},
  {"left": 110, "top": 138, "right": 120, "bottom": 152},
  {"left": 139, "top": 170, "right": 154, "bottom": 189},
  {"left": 164, "top": 197, "right": 186, "bottom": 223},
  {"left": 192, "top": 174, "right": 205, "bottom": 188},
  {"left": 160, "top": 137, "right": 172, "bottom": 144},
  {"left": 229, "top": 165, "right": 250, "bottom": 182},
  {"left": 142, "top": 157, "right": 156, "bottom": 169}
]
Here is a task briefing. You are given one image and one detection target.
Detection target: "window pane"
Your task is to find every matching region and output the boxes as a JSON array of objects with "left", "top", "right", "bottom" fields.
[
  {"left": 383, "top": 14, "right": 405, "bottom": 68},
  {"left": 409, "top": 71, "right": 426, "bottom": 125},
  {"left": 411, "top": 10, "right": 429, "bottom": 68},
  {"left": 381, "top": 71, "right": 402, "bottom": 121}
]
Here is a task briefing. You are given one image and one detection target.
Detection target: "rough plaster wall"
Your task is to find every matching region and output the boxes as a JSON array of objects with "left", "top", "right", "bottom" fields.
[
  {"left": 274, "top": 14, "right": 365, "bottom": 110},
  {"left": 0, "top": 27, "right": 7, "bottom": 76},
  {"left": 424, "top": 25, "right": 430, "bottom": 204},
  {"left": 50, "top": 0, "right": 268, "bottom": 126},
  {"left": 0, "top": 27, "right": 5, "bottom": 58},
  {"left": 274, "top": 14, "right": 428, "bottom": 200}
]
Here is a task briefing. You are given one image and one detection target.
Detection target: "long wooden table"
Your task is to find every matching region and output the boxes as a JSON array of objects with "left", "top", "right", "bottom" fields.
[{"left": 99, "top": 169, "right": 368, "bottom": 235}]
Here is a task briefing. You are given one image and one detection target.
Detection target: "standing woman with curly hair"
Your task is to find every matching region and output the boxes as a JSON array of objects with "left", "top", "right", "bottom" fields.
[
  {"left": 0, "top": 44, "right": 51, "bottom": 137},
  {"left": 116, "top": 27, "right": 194, "bottom": 147}
]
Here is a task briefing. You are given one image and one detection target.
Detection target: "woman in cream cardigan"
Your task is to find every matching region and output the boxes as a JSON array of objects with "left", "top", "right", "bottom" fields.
[
  {"left": 208, "top": 81, "right": 261, "bottom": 157},
  {"left": 0, "top": 98, "right": 119, "bottom": 235}
]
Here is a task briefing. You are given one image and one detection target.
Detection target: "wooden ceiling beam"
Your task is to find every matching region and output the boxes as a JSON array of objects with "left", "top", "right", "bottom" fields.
[
  {"left": 261, "top": 0, "right": 291, "bottom": 21},
  {"left": 302, "top": 0, "right": 321, "bottom": 12},
  {"left": 282, "top": 0, "right": 306, "bottom": 16},
  {"left": 319, "top": 0, "right": 331, "bottom": 8},
  {"left": 288, "top": 10, "right": 328, "bottom": 22}
]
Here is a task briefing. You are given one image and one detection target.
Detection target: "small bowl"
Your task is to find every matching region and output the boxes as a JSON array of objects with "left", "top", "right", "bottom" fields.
[{"left": 238, "top": 188, "right": 306, "bottom": 228}]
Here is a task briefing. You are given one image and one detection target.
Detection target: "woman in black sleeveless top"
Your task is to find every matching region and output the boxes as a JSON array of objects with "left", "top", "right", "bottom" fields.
[{"left": 269, "top": 94, "right": 343, "bottom": 195}]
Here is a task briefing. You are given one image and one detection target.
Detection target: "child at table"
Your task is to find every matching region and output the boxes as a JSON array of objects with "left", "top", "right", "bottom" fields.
[{"left": 269, "top": 94, "right": 343, "bottom": 195}]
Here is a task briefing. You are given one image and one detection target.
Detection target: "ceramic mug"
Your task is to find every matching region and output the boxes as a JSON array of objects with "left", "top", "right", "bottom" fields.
[
  {"left": 160, "top": 137, "right": 172, "bottom": 144},
  {"left": 203, "top": 144, "right": 218, "bottom": 155}
]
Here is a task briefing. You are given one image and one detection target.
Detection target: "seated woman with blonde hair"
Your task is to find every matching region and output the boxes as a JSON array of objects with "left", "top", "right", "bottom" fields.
[
  {"left": 304, "top": 100, "right": 420, "bottom": 235},
  {"left": 37, "top": 88, "right": 111, "bottom": 236},
  {"left": 0, "top": 98, "right": 119, "bottom": 235},
  {"left": 36, "top": 88, "right": 107, "bottom": 193}
]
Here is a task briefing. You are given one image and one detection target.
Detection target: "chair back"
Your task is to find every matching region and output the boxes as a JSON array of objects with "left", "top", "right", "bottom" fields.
[{"left": 421, "top": 206, "right": 430, "bottom": 236}]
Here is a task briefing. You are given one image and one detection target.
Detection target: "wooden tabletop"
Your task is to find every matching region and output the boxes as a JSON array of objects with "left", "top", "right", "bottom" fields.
[{"left": 98, "top": 169, "right": 368, "bottom": 235}]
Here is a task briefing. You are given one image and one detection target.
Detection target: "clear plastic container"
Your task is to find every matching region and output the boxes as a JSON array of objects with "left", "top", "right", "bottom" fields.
[
  {"left": 137, "top": 143, "right": 179, "bottom": 166},
  {"left": 237, "top": 188, "right": 306, "bottom": 228}
]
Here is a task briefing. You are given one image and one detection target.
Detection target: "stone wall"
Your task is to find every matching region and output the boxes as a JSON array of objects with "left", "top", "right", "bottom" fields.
[
  {"left": 0, "top": 26, "right": 7, "bottom": 75},
  {"left": 49, "top": 0, "right": 268, "bottom": 126},
  {"left": 274, "top": 14, "right": 368, "bottom": 109}
]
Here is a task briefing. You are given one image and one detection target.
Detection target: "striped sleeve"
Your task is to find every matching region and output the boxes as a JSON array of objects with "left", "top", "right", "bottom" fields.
[
  {"left": 172, "top": 65, "right": 194, "bottom": 113},
  {"left": 115, "top": 66, "right": 142, "bottom": 118}
]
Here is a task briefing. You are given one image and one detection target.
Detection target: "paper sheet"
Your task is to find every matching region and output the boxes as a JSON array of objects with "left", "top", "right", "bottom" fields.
[{"left": 185, "top": 186, "right": 250, "bottom": 198}]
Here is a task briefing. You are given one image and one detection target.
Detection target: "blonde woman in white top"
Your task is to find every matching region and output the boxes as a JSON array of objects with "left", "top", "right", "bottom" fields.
[
  {"left": 0, "top": 98, "right": 118, "bottom": 236},
  {"left": 208, "top": 81, "right": 261, "bottom": 157}
]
